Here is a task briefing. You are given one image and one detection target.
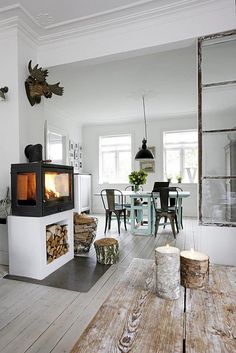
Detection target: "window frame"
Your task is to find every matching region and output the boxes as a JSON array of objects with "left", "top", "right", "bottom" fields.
[
  {"left": 163, "top": 129, "right": 198, "bottom": 183},
  {"left": 99, "top": 134, "right": 132, "bottom": 184},
  {"left": 198, "top": 29, "right": 236, "bottom": 226}
]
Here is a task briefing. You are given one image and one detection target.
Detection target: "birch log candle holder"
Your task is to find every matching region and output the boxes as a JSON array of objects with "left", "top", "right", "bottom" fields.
[
  {"left": 155, "top": 245, "right": 180, "bottom": 300},
  {"left": 180, "top": 249, "right": 209, "bottom": 289}
]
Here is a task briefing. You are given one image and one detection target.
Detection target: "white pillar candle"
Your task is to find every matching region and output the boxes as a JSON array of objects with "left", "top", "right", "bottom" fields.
[{"left": 155, "top": 245, "right": 180, "bottom": 300}]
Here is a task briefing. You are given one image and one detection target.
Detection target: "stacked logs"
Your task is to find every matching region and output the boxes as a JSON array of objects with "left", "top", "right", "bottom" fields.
[
  {"left": 46, "top": 224, "right": 69, "bottom": 263},
  {"left": 74, "top": 213, "right": 98, "bottom": 254}
]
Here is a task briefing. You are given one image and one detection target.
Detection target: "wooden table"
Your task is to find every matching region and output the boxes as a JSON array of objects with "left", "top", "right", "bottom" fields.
[{"left": 71, "top": 258, "right": 236, "bottom": 353}]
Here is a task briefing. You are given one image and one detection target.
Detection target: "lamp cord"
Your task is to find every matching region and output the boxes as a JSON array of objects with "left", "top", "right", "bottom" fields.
[{"left": 142, "top": 95, "right": 147, "bottom": 140}]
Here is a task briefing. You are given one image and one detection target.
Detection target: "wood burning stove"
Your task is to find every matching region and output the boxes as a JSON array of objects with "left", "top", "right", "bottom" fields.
[{"left": 11, "top": 163, "right": 74, "bottom": 216}]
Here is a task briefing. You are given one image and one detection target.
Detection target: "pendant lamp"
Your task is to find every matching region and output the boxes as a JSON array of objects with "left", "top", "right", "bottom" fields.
[{"left": 135, "top": 95, "right": 154, "bottom": 160}]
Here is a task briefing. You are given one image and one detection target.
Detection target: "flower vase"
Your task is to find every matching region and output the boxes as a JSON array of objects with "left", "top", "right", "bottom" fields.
[{"left": 133, "top": 185, "right": 140, "bottom": 192}]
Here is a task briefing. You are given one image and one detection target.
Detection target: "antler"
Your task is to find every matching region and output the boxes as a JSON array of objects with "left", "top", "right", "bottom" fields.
[
  {"left": 47, "top": 82, "right": 64, "bottom": 96},
  {"left": 28, "top": 60, "right": 48, "bottom": 83}
]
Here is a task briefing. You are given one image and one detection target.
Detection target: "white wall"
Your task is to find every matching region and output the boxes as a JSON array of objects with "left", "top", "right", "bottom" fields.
[
  {"left": 0, "top": 31, "right": 20, "bottom": 198},
  {"left": 83, "top": 115, "right": 198, "bottom": 216},
  {"left": 0, "top": 31, "right": 19, "bottom": 265},
  {"left": 0, "top": 30, "right": 44, "bottom": 265},
  {"left": 17, "top": 31, "right": 44, "bottom": 162}
]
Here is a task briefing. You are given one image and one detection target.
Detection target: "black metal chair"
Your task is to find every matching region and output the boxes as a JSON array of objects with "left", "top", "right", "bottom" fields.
[
  {"left": 169, "top": 186, "right": 183, "bottom": 229},
  {"left": 100, "top": 189, "right": 127, "bottom": 234},
  {"left": 152, "top": 187, "right": 179, "bottom": 238},
  {"left": 152, "top": 182, "right": 170, "bottom": 226},
  {"left": 152, "top": 181, "right": 169, "bottom": 192}
]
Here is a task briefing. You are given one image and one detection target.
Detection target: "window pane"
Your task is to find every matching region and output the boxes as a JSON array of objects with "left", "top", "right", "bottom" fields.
[
  {"left": 101, "top": 152, "right": 116, "bottom": 182},
  {"left": 100, "top": 135, "right": 131, "bottom": 146},
  {"left": 202, "top": 131, "right": 236, "bottom": 176},
  {"left": 164, "top": 130, "right": 198, "bottom": 183},
  {"left": 118, "top": 151, "right": 131, "bottom": 183},
  {"left": 99, "top": 135, "right": 131, "bottom": 183},
  {"left": 202, "top": 38, "right": 236, "bottom": 84},
  {"left": 164, "top": 131, "right": 197, "bottom": 145},
  {"left": 202, "top": 85, "right": 236, "bottom": 130},
  {"left": 165, "top": 149, "right": 181, "bottom": 182},
  {"left": 202, "top": 178, "right": 236, "bottom": 225},
  {"left": 183, "top": 148, "right": 198, "bottom": 183}
]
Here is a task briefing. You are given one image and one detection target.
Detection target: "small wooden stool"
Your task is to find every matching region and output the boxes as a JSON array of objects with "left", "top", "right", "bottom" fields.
[{"left": 94, "top": 238, "right": 119, "bottom": 264}]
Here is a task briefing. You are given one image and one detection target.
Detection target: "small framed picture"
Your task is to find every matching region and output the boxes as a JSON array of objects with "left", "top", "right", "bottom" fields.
[
  {"left": 74, "top": 149, "right": 79, "bottom": 160},
  {"left": 69, "top": 140, "right": 74, "bottom": 151},
  {"left": 140, "top": 160, "right": 155, "bottom": 173}
]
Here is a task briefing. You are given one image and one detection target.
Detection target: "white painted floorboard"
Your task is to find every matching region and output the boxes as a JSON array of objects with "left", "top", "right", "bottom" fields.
[{"left": 0, "top": 216, "right": 234, "bottom": 353}]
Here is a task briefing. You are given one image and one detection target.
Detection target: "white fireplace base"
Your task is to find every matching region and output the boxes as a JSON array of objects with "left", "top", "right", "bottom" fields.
[{"left": 8, "top": 210, "right": 74, "bottom": 280}]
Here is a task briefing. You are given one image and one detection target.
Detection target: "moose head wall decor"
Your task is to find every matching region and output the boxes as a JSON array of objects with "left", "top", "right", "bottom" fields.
[
  {"left": 0, "top": 86, "right": 8, "bottom": 101},
  {"left": 25, "top": 60, "right": 64, "bottom": 106}
]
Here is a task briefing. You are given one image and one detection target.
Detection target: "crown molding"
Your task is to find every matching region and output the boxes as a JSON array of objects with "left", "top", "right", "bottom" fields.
[
  {"left": 0, "top": 0, "right": 232, "bottom": 44},
  {"left": 37, "top": 0, "right": 221, "bottom": 43}
]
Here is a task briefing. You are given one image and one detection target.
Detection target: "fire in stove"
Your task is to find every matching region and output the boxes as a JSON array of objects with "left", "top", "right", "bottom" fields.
[
  {"left": 11, "top": 163, "right": 74, "bottom": 217},
  {"left": 44, "top": 172, "right": 70, "bottom": 201}
]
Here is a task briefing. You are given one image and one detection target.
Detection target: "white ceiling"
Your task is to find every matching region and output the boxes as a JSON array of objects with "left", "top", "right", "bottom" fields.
[
  {"left": 46, "top": 43, "right": 198, "bottom": 125},
  {"left": 1, "top": 1, "right": 235, "bottom": 126},
  {"left": 45, "top": 36, "right": 236, "bottom": 126}
]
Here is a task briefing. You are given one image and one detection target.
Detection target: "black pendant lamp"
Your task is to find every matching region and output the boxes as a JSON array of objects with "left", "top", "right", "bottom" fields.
[{"left": 135, "top": 95, "right": 154, "bottom": 160}]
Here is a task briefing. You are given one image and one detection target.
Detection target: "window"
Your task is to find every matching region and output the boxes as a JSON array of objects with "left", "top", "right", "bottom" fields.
[
  {"left": 99, "top": 135, "right": 132, "bottom": 183},
  {"left": 163, "top": 130, "right": 198, "bottom": 183}
]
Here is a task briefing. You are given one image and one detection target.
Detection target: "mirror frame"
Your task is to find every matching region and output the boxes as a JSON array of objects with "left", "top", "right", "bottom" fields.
[{"left": 44, "top": 120, "right": 69, "bottom": 165}]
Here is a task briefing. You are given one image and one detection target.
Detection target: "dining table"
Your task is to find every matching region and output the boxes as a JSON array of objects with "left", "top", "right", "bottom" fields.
[
  {"left": 128, "top": 190, "right": 190, "bottom": 235},
  {"left": 95, "top": 190, "right": 190, "bottom": 236}
]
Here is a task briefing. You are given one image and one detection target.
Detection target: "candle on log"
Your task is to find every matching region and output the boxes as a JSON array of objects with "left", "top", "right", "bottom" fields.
[
  {"left": 155, "top": 245, "right": 180, "bottom": 300},
  {"left": 180, "top": 249, "right": 209, "bottom": 289}
]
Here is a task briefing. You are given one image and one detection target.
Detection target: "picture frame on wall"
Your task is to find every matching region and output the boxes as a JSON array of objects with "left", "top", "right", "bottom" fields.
[
  {"left": 139, "top": 146, "right": 155, "bottom": 173},
  {"left": 74, "top": 148, "right": 79, "bottom": 160},
  {"left": 69, "top": 140, "right": 74, "bottom": 151}
]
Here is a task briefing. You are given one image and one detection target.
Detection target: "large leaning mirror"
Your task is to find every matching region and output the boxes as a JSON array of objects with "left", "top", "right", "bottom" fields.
[{"left": 44, "top": 121, "right": 68, "bottom": 165}]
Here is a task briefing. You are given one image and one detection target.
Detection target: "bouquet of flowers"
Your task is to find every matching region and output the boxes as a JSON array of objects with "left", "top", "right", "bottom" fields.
[{"left": 128, "top": 169, "right": 148, "bottom": 191}]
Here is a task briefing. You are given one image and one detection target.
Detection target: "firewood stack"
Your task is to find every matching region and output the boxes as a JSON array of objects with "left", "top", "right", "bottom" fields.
[
  {"left": 46, "top": 224, "right": 69, "bottom": 263},
  {"left": 74, "top": 213, "right": 98, "bottom": 254}
]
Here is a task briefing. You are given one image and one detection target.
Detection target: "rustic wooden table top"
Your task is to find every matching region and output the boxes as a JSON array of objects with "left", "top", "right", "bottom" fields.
[{"left": 71, "top": 258, "right": 236, "bottom": 353}]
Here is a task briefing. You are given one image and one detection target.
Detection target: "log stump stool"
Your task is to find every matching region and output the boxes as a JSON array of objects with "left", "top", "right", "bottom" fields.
[{"left": 94, "top": 238, "right": 119, "bottom": 264}]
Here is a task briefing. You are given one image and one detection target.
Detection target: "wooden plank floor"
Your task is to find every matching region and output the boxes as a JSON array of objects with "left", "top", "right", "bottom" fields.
[
  {"left": 70, "top": 260, "right": 236, "bottom": 353},
  {"left": 71, "top": 258, "right": 184, "bottom": 353},
  {"left": 0, "top": 217, "right": 215, "bottom": 353}
]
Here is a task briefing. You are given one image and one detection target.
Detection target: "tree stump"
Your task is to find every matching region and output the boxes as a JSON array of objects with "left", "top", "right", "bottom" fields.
[
  {"left": 180, "top": 250, "right": 209, "bottom": 288},
  {"left": 94, "top": 238, "right": 119, "bottom": 264}
]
